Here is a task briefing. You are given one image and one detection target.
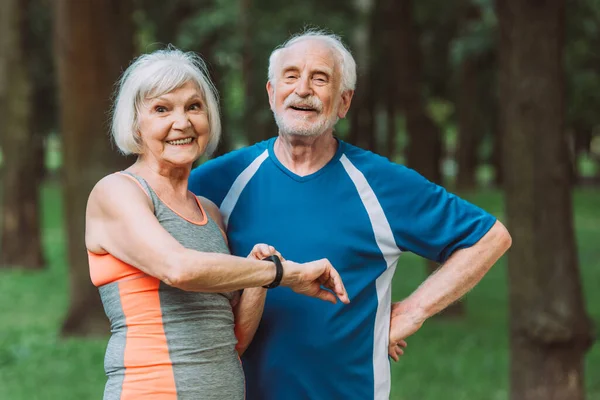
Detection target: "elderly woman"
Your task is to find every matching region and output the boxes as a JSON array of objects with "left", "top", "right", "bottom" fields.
[{"left": 86, "top": 48, "right": 349, "bottom": 400}]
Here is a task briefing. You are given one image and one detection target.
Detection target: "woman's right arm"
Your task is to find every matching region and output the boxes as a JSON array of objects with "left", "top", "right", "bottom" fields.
[{"left": 85, "top": 174, "right": 349, "bottom": 304}]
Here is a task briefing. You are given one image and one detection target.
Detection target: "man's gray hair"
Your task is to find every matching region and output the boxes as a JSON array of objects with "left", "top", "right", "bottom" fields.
[
  {"left": 111, "top": 47, "right": 221, "bottom": 156},
  {"left": 267, "top": 29, "right": 357, "bottom": 92}
]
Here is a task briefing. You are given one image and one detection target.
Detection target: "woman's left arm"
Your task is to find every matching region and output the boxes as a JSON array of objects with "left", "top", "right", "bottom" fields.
[{"left": 199, "top": 197, "right": 272, "bottom": 356}]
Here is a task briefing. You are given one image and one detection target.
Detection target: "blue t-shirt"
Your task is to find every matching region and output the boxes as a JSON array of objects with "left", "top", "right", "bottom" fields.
[{"left": 189, "top": 137, "right": 496, "bottom": 400}]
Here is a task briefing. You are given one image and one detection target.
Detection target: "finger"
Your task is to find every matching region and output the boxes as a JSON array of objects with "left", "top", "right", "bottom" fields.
[
  {"left": 313, "top": 287, "right": 337, "bottom": 304},
  {"left": 326, "top": 265, "right": 349, "bottom": 304},
  {"left": 388, "top": 347, "right": 399, "bottom": 362},
  {"left": 395, "top": 346, "right": 404, "bottom": 356},
  {"left": 258, "top": 244, "right": 272, "bottom": 258},
  {"left": 398, "top": 340, "right": 407, "bottom": 348},
  {"left": 249, "top": 244, "right": 267, "bottom": 259}
]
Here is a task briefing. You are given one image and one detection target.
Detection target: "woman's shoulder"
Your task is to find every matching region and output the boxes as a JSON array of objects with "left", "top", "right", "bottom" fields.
[
  {"left": 196, "top": 196, "right": 224, "bottom": 228},
  {"left": 88, "top": 172, "right": 151, "bottom": 212}
]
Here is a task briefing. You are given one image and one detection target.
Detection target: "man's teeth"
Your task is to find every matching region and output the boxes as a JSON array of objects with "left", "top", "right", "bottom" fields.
[
  {"left": 292, "top": 106, "right": 314, "bottom": 111},
  {"left": 167, "top": 138, "right": 194, "bottom": 145}
]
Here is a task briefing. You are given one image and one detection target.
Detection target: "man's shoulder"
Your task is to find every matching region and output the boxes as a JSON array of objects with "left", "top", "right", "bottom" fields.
[
  {"left": 192, "top": 139, "right": 272, "bottom": 176},
  {"left": 189, "top": 139, "right": 272, "bottom": 199},
  {"left": 340, "top": 140, "right": 415, "bottom": 179}
]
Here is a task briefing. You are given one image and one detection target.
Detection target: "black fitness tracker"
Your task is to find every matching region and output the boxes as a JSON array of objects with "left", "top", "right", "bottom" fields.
[{"left": 262, "top": 255, "right": 284, "bottom": 289}]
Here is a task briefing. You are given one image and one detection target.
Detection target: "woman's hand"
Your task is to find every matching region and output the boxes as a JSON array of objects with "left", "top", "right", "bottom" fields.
[
  {"left": 246, "top": 245, "right": 349, "bottom": 305},
  {"left": 282, "top": 259, "right": 350, "bottom": 305}
]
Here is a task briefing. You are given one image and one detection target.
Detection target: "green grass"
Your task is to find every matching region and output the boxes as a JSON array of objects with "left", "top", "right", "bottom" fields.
[{"left": 0, "top": 184, "right": 598, "bottom": 400}]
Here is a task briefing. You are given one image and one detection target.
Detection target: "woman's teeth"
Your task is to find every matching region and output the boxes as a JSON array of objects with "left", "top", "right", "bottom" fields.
[{"left": 167, "top": 138, "right": 194, "bottom": 145}]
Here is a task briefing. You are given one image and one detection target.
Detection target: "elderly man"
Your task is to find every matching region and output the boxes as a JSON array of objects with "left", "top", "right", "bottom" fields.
[{"left": 189, "top": 30, "right": 511, "bottom": 400}]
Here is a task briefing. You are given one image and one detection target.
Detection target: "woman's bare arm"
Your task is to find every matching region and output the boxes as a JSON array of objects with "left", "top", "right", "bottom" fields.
[{"left": 85, "top": 174, "right": 349, "bottom": 304}]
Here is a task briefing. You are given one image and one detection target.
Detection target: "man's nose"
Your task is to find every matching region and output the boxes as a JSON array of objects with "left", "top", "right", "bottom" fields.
[{"left": 294, "top": 75, "right": 312, "bottom": 97}]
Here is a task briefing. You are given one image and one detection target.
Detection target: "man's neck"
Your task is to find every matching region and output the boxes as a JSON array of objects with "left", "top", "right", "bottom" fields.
[{"left": 273, "top": 132, "right": 338, "bottom": 177}]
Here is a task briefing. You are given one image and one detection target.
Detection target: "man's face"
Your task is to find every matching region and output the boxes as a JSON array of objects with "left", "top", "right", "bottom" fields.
[{"left": 267, "top": 39, "right": 353, "bottom": 138}]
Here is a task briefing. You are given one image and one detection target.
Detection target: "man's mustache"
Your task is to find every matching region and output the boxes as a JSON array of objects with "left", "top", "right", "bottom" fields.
[{"left": 283, "top": 94, "right": 323, "bottom": 112}]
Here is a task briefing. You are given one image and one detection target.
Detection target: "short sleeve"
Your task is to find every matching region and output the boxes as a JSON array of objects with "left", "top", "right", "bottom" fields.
[
  {"left": 372, "top": 164, "right": 496, "bottom": 263},
  {"left": 189, "top": 142, "right": 269, "bottom": 207}
]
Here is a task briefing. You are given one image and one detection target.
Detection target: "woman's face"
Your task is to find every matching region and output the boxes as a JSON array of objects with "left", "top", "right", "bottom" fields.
[{"left": 137, "top": 81, "right": 210, "bottom": 167}]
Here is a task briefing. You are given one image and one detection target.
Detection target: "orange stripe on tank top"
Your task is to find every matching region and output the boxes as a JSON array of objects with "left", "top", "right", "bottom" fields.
[{"left": 119, "top": 275, "right": 177, "bottom": 399}]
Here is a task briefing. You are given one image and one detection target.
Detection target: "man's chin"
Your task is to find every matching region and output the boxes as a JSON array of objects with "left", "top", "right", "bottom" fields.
[{"left": 280, "top": 128, "right": 323, "bottom": 138}]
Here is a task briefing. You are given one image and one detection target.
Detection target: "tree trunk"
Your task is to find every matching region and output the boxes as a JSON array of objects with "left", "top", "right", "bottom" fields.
[
  {"left": 0, "top": 0, "right": 45, "bottom": 269},
  {"left": 384, "top": 87, "right": 397, "bottom": 160},
  {"left": 498, "top": 1, "right": 595, "bottom": 399},
  {"left": 54, "top": 0, "right": 134, "bottom": 336},
  {"left": 240, "top": 0, "right": 262, "bottom": 145},
  {"left": 349, "top": 0, "right": 376, "bottom": 150},
  {"left": 456, "top": 57, "right": 482, "bottom": 191},
  {"left": 391, "top": 0, "right": 442, "bottom": 184},
  {"left": 29, "top": 0, "right": 58, "bottom": 186},
  {"left": 390, "top": 0, "right": 464, "bottom": 316}
]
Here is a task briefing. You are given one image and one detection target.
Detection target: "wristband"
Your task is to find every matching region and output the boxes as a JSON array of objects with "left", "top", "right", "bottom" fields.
[{"left": 262, "top": 255, "right": 283, "bottom": 289}]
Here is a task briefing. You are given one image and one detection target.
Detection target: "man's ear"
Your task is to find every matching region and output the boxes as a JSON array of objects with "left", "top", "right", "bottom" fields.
[
  {"left": 266, "top": 81, "right": 275, "bottom": 110},
  {"left": 337, "top": 90, "right": 354, "bottom": 119}
]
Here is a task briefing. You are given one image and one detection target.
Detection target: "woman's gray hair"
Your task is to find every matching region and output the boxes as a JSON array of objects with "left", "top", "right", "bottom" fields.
[
  {"left": 111, "top": 47, "right": 221, "bottom": 156},
  {"left": 267, "top": 29, "right": 357, "bottom": 92}
]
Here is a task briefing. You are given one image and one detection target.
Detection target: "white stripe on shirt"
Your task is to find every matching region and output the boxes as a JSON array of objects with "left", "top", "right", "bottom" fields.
[
  {"left": 340, "top": 154, "right": 402, "bottom": 400},
  {"left": 220, "top": 149, "right": 269, "bottom": 228}
]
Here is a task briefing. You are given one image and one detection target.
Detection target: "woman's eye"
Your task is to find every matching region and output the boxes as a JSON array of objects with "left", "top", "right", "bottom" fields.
[
  {"left": 155, "top": 106, "right": 167, "bottom": 113},
  {"left": 189, "top": 103, "right": 202, "bottom": 111}
]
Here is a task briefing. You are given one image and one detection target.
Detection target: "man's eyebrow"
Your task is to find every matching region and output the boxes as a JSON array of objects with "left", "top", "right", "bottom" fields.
[
  {"left": 312, "top": 68, "right": 332, "bottom": 76},
  {"left": 281, "top": 65, "right": 300, "bottom": 73}
]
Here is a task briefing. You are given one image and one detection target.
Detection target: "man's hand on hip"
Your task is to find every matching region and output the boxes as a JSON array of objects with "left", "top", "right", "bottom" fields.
[{"left": 388, "top": 301, "right": 424, "bottom": 362}]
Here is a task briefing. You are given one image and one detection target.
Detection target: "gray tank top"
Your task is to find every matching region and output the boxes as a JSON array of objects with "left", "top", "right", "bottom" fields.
[{"left": 98, "top": 171, "right": 244, "bottom": 400}]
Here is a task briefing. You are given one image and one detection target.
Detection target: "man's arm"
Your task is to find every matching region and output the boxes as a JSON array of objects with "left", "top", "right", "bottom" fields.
[
  {"left": 233, "top": 287, "right": 267, "bottom": 355},
  {"left": 388, "top": 220, "right": 511, "bottom": 361}
]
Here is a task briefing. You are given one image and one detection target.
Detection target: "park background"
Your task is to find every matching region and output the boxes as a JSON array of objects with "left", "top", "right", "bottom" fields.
[{"left": 1, "top": 0, "right": 599, "bottom": 399}]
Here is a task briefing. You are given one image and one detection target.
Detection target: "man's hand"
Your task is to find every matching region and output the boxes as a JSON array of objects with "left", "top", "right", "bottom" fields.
[
  {"left": 248, "top": 243, "right": 284, "bottom": 261},
  {"left": 388, "top": 301, "right": 424, "bottom": 362}
]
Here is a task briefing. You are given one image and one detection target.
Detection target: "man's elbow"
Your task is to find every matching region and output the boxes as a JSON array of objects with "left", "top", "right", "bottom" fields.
[
  {"left": 496, "top": 221, "right": 512, "bottom": 252},
  {"left": 488, "top": 220, "right": 512, "bottom": 257}
]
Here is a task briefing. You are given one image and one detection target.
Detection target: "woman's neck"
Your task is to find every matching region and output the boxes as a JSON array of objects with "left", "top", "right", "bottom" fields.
[{"left": 128, "top": 157, "right": 192, "bottom": 198}]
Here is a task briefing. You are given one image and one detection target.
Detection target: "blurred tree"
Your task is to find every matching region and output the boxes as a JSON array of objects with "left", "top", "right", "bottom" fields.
[
  {"left": 0, "top": 0, "right": 45, "bottom": 269},
  {"left": 447, "top": 0, "right": 499, "bottom": 189},
  {"left": 348, "top": 0, "right": 376, "bottom": 151},
  {"left": 29, "top": 0, "right": 58, "bottom": 181},
  {"left": 388, "top": 0, "right": 466, "bottom": 317},
  {"left": 393, "top": 0, "right": 442, "bottom": 185},
  {"left": 566, "top": 0, "right": 600, "bottom": 183},
  {"left": 498, "top": 0, "right": 595, "bottom": 398},
  {"left": 455, "top": 3, "right": 485, "bottom": 191},
  {"left": 240, "top": 0, "right": 265, "bottom": 146},
  {"left": 54, "top": 0, "right": 134, "bottom": 336}
]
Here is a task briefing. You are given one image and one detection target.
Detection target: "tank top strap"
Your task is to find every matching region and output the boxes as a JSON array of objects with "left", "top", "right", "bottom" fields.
[{"left": 117, "top": 171, "right": 162, "bottom": 212}]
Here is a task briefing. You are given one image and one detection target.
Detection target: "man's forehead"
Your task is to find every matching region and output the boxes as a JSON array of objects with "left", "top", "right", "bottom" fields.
[{"left": 279, "top": 39, "right": 338, "bottom": 70}]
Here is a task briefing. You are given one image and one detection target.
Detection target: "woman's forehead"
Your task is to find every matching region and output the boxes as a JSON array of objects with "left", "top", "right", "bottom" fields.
[{"left": 145, "top": 81, "right": 204, "bottom": 101}]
